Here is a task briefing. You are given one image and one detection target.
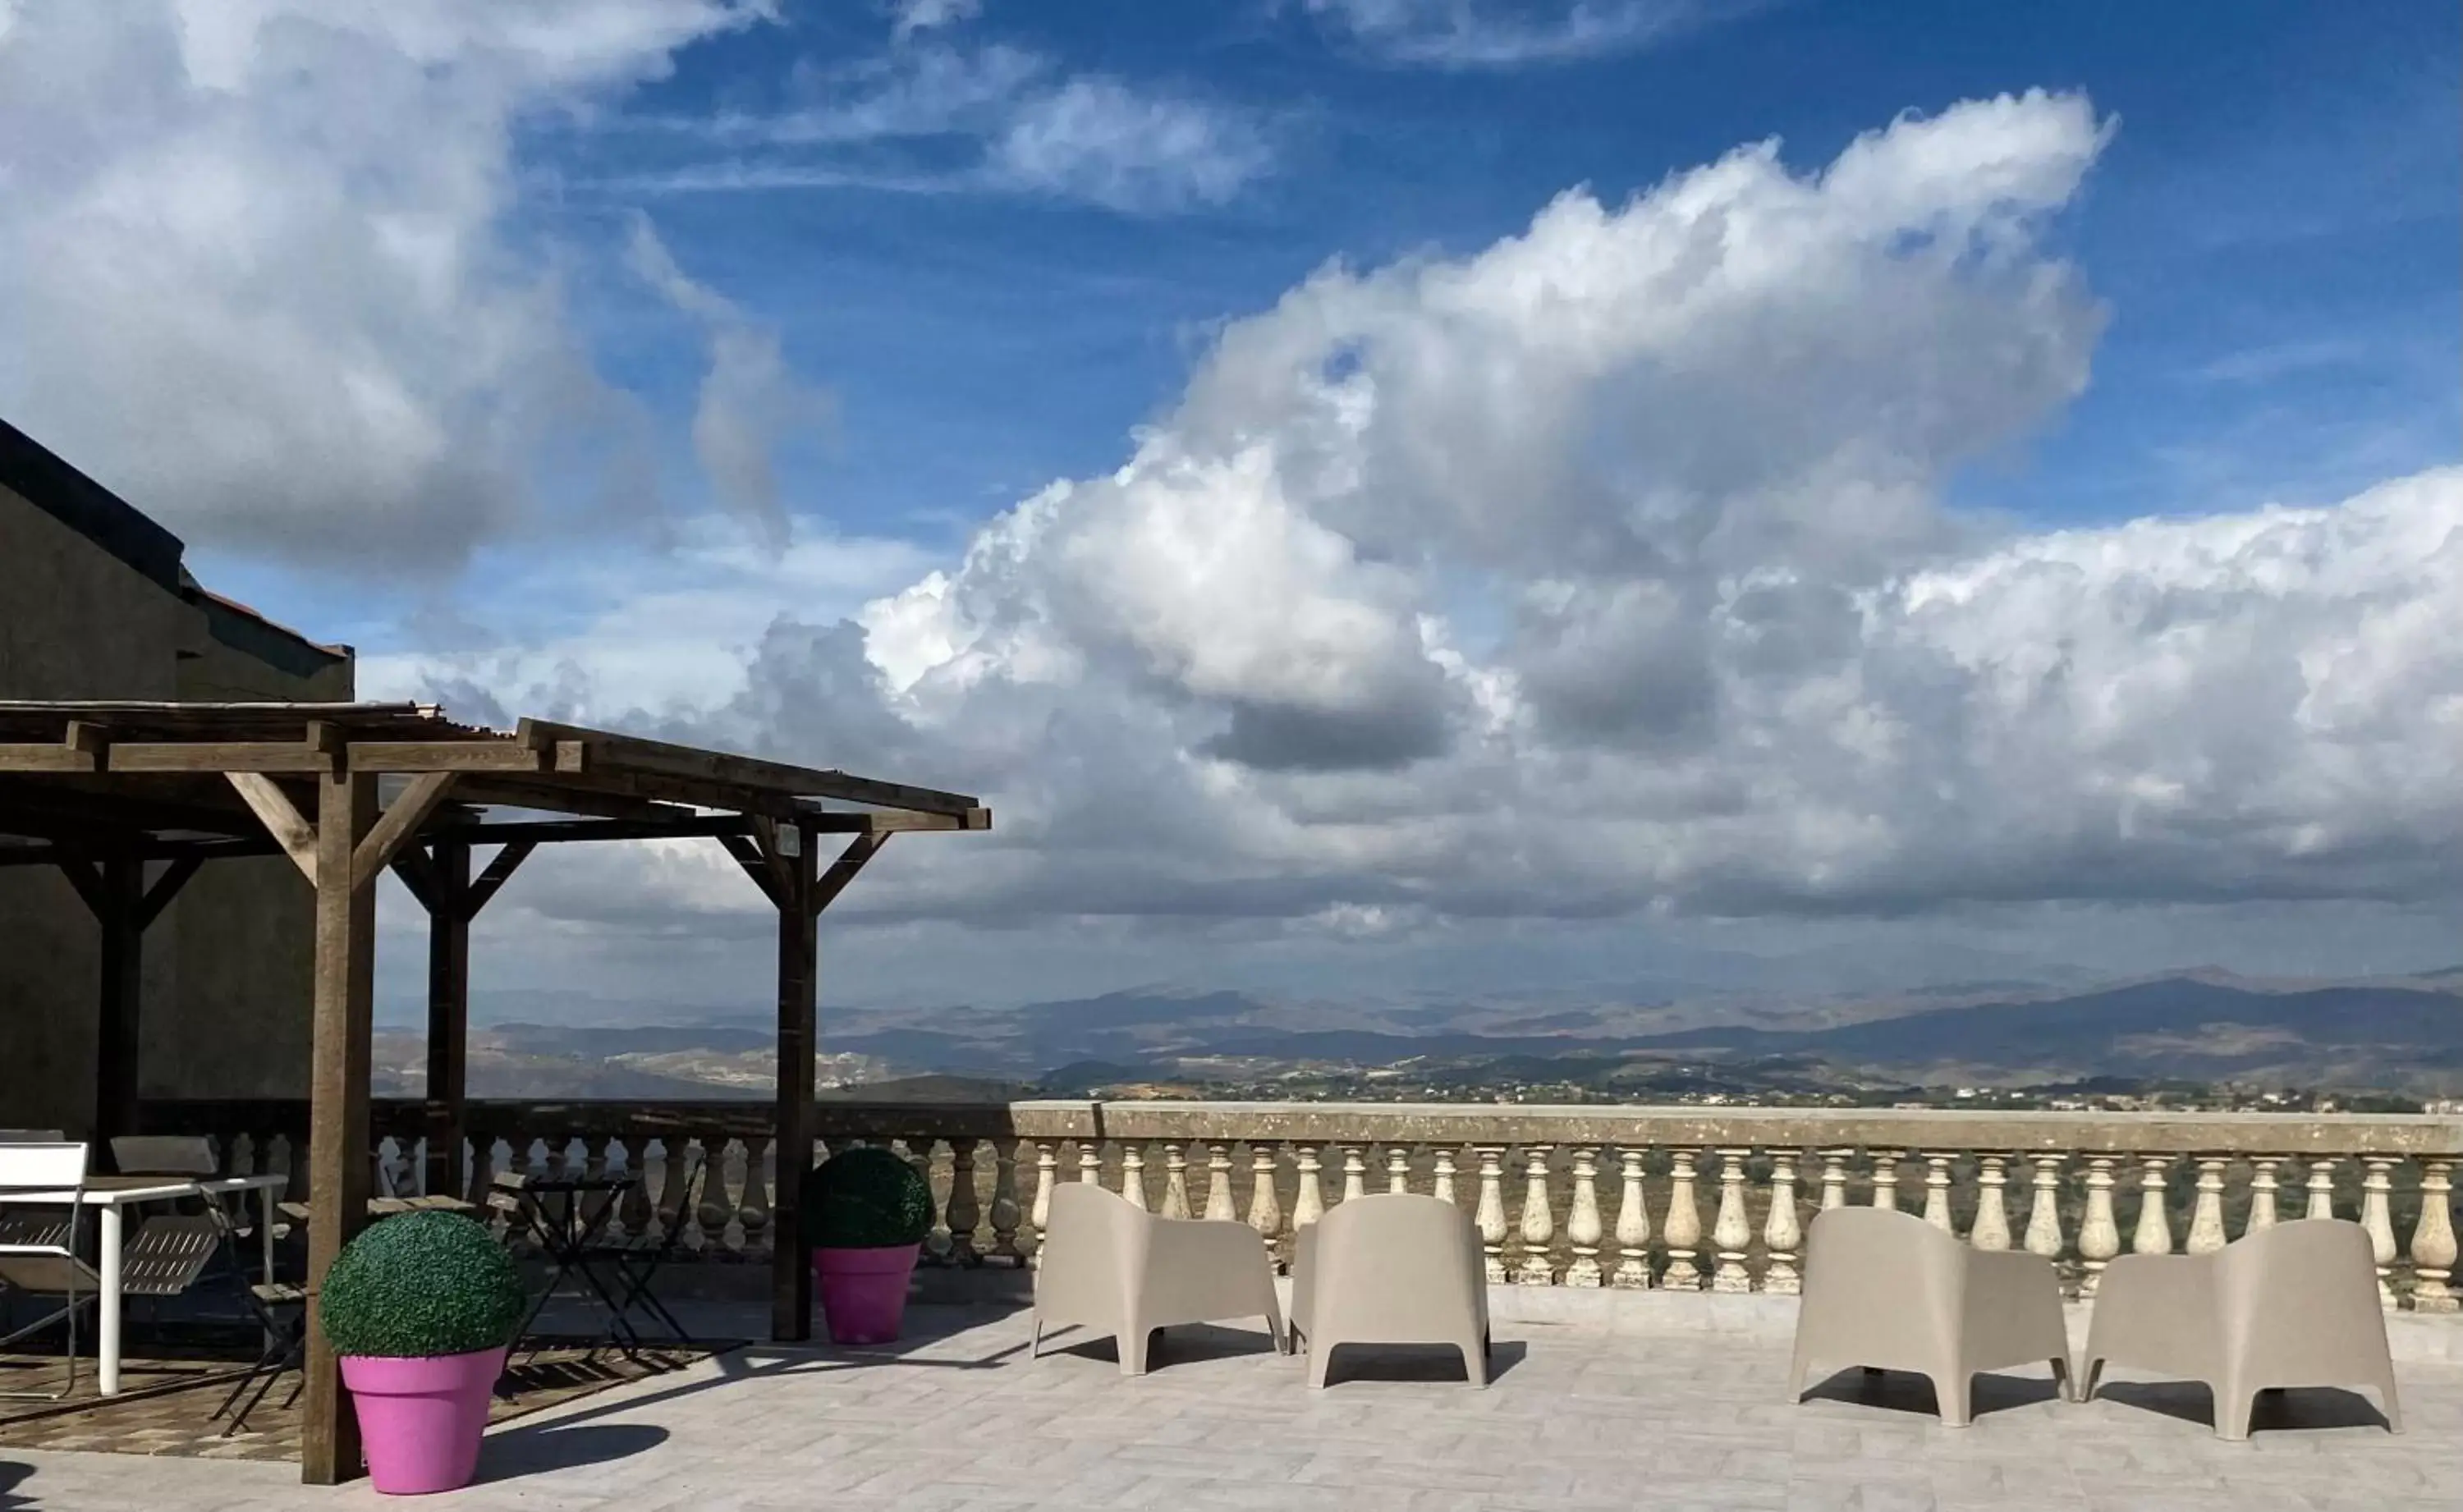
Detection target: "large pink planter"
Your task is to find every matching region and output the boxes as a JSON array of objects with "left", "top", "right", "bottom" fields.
[
  {"left": 814, "top": 1243, "right": 921, "bottom": 1345},
  {"left": 340, "top": 1345, "right": 507, "bottom": 1495}
]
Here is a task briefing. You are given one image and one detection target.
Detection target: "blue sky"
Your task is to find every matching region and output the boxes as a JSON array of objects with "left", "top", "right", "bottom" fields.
[
  {"left": 188, "top": 0, "right": 2460, "bottom": 651},
  {"left": 8, "top": 1, "right": 2462, "bottom": 1011}
]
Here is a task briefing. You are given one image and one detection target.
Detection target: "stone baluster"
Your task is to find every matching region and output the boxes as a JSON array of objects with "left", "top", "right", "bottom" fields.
[
  {"left": 1711, "top": 1149, "right": 1752, "bottom": 1293},
  {"left": 1292, "top": 1147, "right": 1326, "bottom": 1230},
  {"left": 1160, "top": 1144, "right": 1190, "bottom": 1220},
  {"left": 2185, "top": 1157, "right": 2228, "bottom": 1256},
  {"left": 1078, "top": 1140, "right": 1103, "bottom": 1186},
  {"left": 1565, "top": 1148, "right": 1603, "bottom": 1288},
  {"left": 1970, "top": 1156, "right": 2011, "bottom": 1251},
  {"left": 2078, "top": 1157, "right": 2121, "bottom": 1295},
  {"left": 1120, "top": 1143, "right": 1149, "bottom": 1212},
  {"left": 715, "top": 1139, "right": 750, "bottom": 1257},
  {"left": 269, "top": 1132, "right": 300, "bottom": 1205},
  {"left": 1819, "top": 1148, "right": 1851, "bottom": 1211},
  {"left": 2130, "top": 1156, "right": 2172, "bottom": 1257},
  {"left": 2306, "top": 1158, "right": 2339, "bottom": 1220},
  {"left": 229, "top": 1132, "right": 255, "bottom": 1183},
  {"left": 1869, "top": 1150, "right": 1901, "bottom": 1212},
  {"left": 946, "top": 1139, "right": 983, "bottom": 1265},
  {"left": 1474, "top": 1147, "right": 1508, "bottom": 1283},
  {"left": 1204, "top": 1144, "right": 1236, "bottom": 1221},
  {"left": 1026, "top": 1141, "right": 1057, "bottom": 1268},
  {"left": 2242, "top": 1157, "right": 2282, "bottom": 1234},
  {"left": 1920, "top": 1153, "right": 1956, "bottom": 1233},
  {"left": 1612, "top": 1148, "right": 1652, "bottom": 1289},
  {"left": 1516, "top": 1148, "right": 1556, "bottom": 1285},
  {"left": 1764, "top": 1152, "right": 1803, "bottom": 1294},
  {"left": 1340, "top": 1147, "right": 1368, "bottom": 1203},
  {"left": 1662, "top": 1149, "right": 1704, "bottom": 1291},
  {"left": 1387, "top": 1146, "right": 1412, "bottom": 1195},
  {"left": 675, "top": 1138, "right": 714, "bottom": 1256},
  {"left": 910, "top": 1137, "right": 951, "bottom": 1262},
  {"left": 2361, "top": 1157, "right": 2398, "bottom": 1311},
  {"left": 612, "top": 1140, "right": 650, "bottom": 1246},
  {"left": 988, "top": 1139, "right": 1024, "bottom": 1265},
  {"left": 1433, "top": 1147, "right": 1460, "bottom": 1206},
  {"left": 739, "top": 1138, "right": 774, "bottom": 1259},
  {"left": 1247, "top": 1145, "right": 1284, "bottom": 1259},
  {"left": 2410, "top": 1159, "right": 2457, "bottom": 1313}
]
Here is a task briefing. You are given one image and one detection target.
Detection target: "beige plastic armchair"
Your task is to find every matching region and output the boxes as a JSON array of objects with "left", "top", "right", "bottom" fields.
[
  {"left": 1789, "top": 1206, "right": 2072, "bottom": 1427},
  {"left": 1031, "top": 1183, "right": 1285, "bottom": 1376},
  {"left": 2082, "top": 1218, "right": 2400, "bottom": 1440},
  {"left": 1290, "top": 1194, "right": 1489, "bottom": 1389}
]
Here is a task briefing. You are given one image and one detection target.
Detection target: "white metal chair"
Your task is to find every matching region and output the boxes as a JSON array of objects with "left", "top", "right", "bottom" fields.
[{"left": 0, "top": 1142, "right": 98, "bottom": 1399}]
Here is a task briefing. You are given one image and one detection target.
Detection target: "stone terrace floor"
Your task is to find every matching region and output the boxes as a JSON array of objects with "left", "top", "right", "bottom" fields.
[{"left": 6, "top": 1293, "right": 2461, "bottom": 1512}]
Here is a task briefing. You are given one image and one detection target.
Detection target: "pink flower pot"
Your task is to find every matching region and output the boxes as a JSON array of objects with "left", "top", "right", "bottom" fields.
[
  {"left": 814, "top": 1243, "right": 921, "bottom": 1345},
  {"left": 340, "top": 1345, "right": 507, "bottom": 1495}
]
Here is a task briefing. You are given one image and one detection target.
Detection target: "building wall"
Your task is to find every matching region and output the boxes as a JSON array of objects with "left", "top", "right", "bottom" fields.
[{"left": 0, "top": 475, "right": 351, "bottom": 1134}]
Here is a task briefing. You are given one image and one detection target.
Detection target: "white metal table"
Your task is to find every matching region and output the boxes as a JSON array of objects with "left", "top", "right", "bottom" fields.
[{"left": 21, "top": 1172, "right": 291, "bottom": 1395}]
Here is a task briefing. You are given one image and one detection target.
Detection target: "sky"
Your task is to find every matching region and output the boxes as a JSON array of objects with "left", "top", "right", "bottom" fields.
[{"left": 2, "top": 0, "right": 2459, "bottom": 1016}]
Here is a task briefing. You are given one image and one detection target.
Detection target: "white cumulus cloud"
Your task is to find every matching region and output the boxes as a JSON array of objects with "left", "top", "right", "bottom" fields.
[{"left": 387, "top": 91, "right": 2463, "bottom": 944}]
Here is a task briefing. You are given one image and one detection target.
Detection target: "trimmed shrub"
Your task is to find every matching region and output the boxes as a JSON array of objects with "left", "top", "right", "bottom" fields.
[
  {"left": 801, "top": 1146, "right": 933, "bottom": 1249},
  {"left": 319, "top": 1212, "right": 527, "bottom": 1359}
]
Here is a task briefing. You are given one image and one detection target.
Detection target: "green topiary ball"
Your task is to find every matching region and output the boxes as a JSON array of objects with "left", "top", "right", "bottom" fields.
[
  {"left": 320, "top": 1212, "right": 528, "bottom": 1359},
  {"left": 802, "top": 1145, "right": 934, "bottom": 1249}
]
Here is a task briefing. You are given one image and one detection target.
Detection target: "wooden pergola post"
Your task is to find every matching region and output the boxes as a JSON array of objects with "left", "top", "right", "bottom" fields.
[
  {"left": 51, "top": 849, "right": 201, "bottom": 1154},
  {"left": 771, "top": 820, "right": 819, "bottom": 1340},
  {"left": 301, "top": 767, "right": 378, "bottom": 1486},
  {"left": 424, "top": 836, "right": 470, "bottom": 1203},
  {"left": 92, "top": 857, "right": 144, "bottom": 1151}
]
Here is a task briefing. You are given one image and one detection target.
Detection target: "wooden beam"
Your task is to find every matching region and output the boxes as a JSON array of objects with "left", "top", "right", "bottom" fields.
[
  {"left": 461, "top": 841, "right": 535, "bottom": 919},
  {"left": 227, "top": 772, "right": 319, "bottom": 886},
  {"left": 802, "top": 807, "right": 993, "bottom": 835},
  {"left": 133, "top": 855, "right": 204, "bottom": 931},
  {"left": 0, "top": 742, "right": 101, "bottom": 772},
  {"left": 715, "top": 832, "right": 782, "bottom": 909},
  {"left": 94, "top": 857, "right": 144, "bottom": 1152},
  {"left": 108, "top": 741, "right": 325, "bottom": 773},
  {"left": 302, "top": 769, "right": 378, "bottom": 1486},
  {"left": 517, "top": 719, "right": 981, "bottom": 818},
  {"left": 0, "top": 836, "right": 280, "bottom": 870},
  {"left": 344, "top": 741, "right": 549, "bottom": 775},
  {"left": 350, "top": 772, "right": 457, "bottom": 894},
  {"left": 432, "top": 813, "right": 756, "bottom": 846},
  {"left": 424, "top": 838, "right": 470, "bottom": 1203},
  {"left": 772, "top": 823, "right": 819, "bottom": 1342},
  {"left": 448, "top": 777, "right": 683, "bottom": 824},
  {"left": 812, "top": 832, "right": 890, "bottom": 917}
]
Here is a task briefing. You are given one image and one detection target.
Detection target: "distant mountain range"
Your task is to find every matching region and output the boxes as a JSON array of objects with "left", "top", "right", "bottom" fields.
[{"left": 404, "top": 966, "right": 2463, "bottom": 1098}]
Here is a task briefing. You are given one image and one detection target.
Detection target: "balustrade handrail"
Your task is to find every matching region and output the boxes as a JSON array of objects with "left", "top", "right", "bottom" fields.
[
  {"left": 137, "top": 1095, "right": 2463, "bottom": 1314},
  {"left": 145, "top": 1094, "right": 2463, "bottom": 1156}
]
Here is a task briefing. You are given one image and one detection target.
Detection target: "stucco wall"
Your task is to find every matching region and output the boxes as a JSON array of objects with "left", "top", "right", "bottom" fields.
[
  {"left": 0, "top": 479, "right": 350, "bottom": 1131},
  {"left": 0, "top": 483, "right": 189, "bottom": 1134}
]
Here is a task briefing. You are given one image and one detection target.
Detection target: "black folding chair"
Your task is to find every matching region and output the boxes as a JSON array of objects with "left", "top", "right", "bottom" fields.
[{"left": 588, "top": 1151, "right": 710, "bottom": 1347}]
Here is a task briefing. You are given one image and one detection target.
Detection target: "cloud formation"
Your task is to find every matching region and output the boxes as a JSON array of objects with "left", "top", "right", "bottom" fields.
[
  {"left": 0, "top": 0, "right": 772, "bottom": 568},
  {"left": 388, "top": 90, "right": 2463, "bottom": 949},
  {"left": 1301, "top": 0, "right": 1736, "bottom": 67},
  {"left": 624, "top": 42, "right": 1276, "bottom": 213}
]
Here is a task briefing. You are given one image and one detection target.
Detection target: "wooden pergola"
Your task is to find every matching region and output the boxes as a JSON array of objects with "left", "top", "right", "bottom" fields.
[{"left": 0, "top": 700, "right": 988, "bottom": 1483}]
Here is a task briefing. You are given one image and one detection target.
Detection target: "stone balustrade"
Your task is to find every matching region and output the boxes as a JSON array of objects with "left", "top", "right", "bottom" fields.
[{"left": 141, "top": 1098, "right": 2463, "bottom": 1313}]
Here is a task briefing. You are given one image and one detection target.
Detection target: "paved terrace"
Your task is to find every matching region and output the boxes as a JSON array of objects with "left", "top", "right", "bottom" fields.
[{"left": 8, "top": 1293, "right": 2460, "bottom": 1512}]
